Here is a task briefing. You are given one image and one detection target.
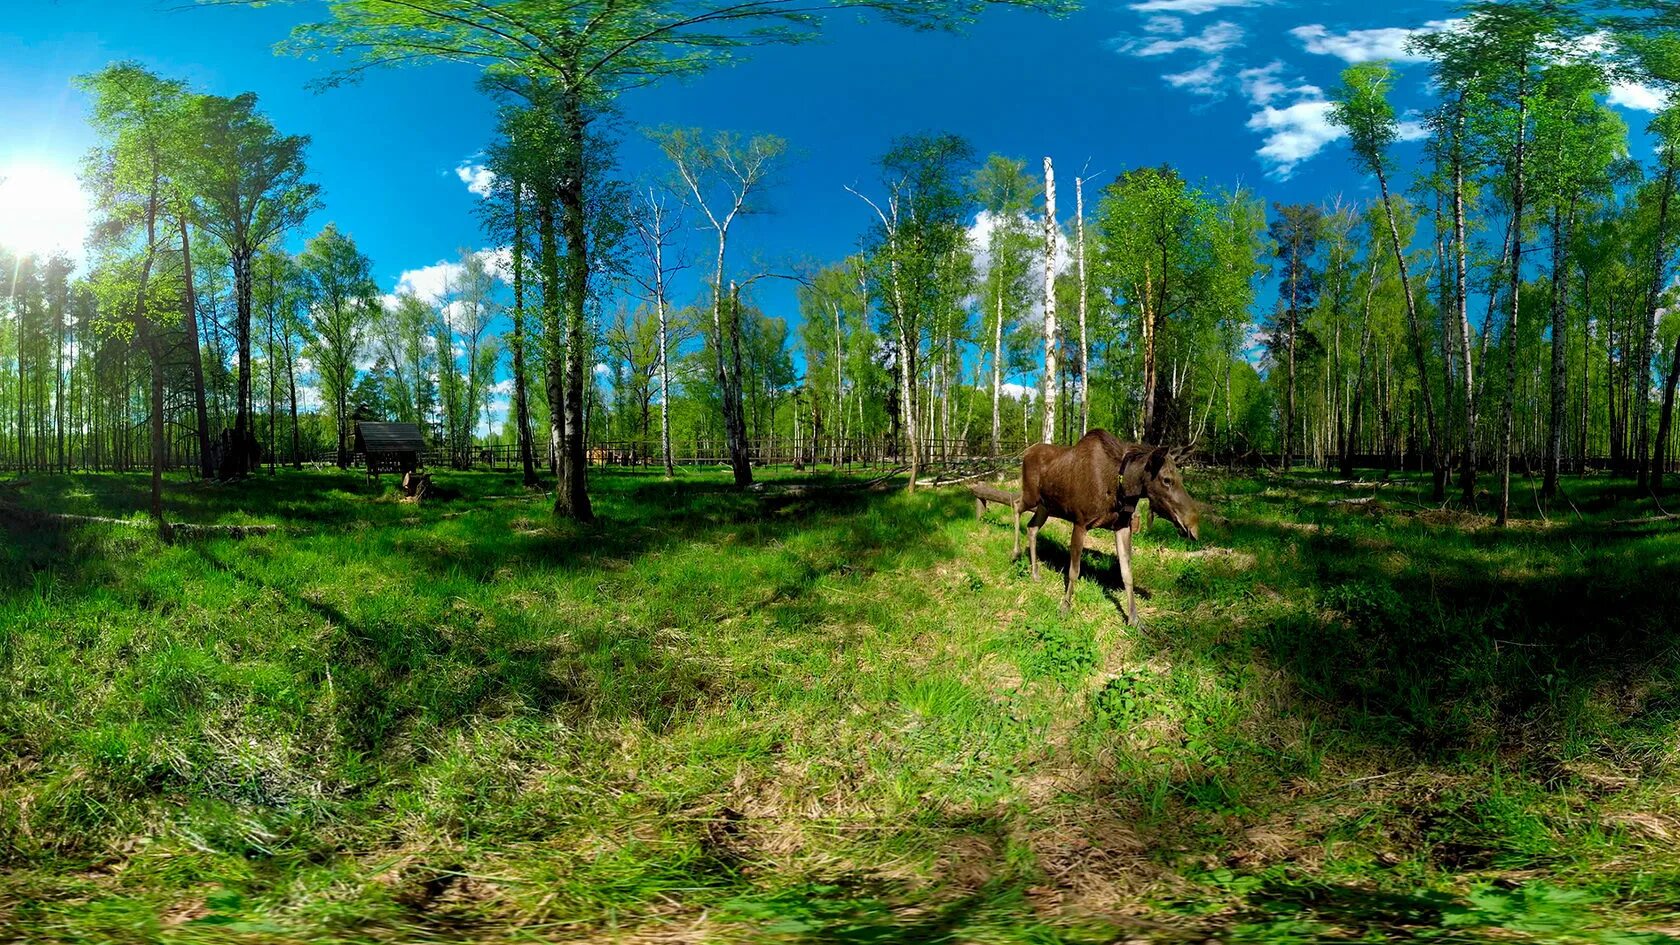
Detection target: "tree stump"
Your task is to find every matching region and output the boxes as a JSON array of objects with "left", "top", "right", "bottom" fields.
[{"left": 401, "top": 471, "right": 434, "bottom": 501}]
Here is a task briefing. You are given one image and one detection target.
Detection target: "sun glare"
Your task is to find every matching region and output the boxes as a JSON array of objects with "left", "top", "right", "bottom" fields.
[{"left": 0, "top": 162, "right": 90, "bottom": 261}]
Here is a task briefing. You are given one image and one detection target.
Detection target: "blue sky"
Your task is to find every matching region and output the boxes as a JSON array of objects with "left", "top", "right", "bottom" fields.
[{"left": 2, "top": 0, "right": 1668, "bottom": 370}]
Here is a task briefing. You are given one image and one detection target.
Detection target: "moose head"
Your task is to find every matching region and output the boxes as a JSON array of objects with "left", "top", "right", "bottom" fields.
[{"left": 1123, "top": 446, "right": 1200, "bottom": 541}]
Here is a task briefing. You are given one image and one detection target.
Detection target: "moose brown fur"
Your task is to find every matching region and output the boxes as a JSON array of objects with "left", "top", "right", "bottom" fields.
[{"left": 1012, "top": 430, "right": 1199, "bottom": 622}]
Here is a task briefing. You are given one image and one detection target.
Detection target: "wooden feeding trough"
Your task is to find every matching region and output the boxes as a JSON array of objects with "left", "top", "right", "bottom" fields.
[{"left": 354, "top": 422, "right": 426, "bottom": 481}]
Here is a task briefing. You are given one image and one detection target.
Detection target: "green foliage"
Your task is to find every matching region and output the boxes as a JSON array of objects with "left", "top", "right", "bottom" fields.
[{"left": 1009, "top": 620, "right": 1097, "bottom": 683}]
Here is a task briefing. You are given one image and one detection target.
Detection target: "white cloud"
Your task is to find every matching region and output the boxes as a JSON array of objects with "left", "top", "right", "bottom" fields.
[
  {"left": 1129, "top": 20, "right": 1242, "bottom": 57},
  {"left": 1610, "top": 81, "right": 1668, "bottom": 113},
  {"left": 1237, "top": 60, "right": 1316, "bottom": 106},
  {"left": 385, "top": 247, "right": 510, "bottom": 306},
  {"left": 1247, "top": 99, "right": 1347, "bottom": 178},
  {"left": 1000, "top": 382, "right": 1036, "bottom": 400},
  {"left": 455, "top": 160, "right": 496, "bottom": 199},
  {"left": 1129, "top": 0, "right": 1268, "bottom": 13},
  {"left": 1397, "top": 115, "right": 1430, "bottom": 141},
  {"left": 1165, "top": 56, "right": 1226, "bottom": 96},
  {"left": 1289, "top": 20, "right": 1460, "bottom": 63},
  {"left": 1142, "top": 15, "right": 1185, "bottom": 34},
  {"left": 967, "top": 209, "right": 1073, "bottom": 287}
]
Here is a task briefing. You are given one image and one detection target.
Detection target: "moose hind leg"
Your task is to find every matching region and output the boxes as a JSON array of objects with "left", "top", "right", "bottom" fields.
[{"left": 1063, "top": 524, "right": 1086, "bottom": 614}]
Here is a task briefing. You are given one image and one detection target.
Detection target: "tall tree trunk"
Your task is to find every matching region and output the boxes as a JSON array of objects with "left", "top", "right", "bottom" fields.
[
  {"left": 147, "top": 326, "right": 166, "bottom": 525},
  {"left": 511, "top": 180, "right": 540, "bottom": 487},
  {"left": 1341, "top": 257, "right": 1379, "bottom": 477},
  {"left": 1076, "top": 173, "right": 1090, "bottom": 436},
  {"left": 1499, "top": 83, "right": 1528, "bottom": 526},
  {"left": 555, "top": 94, "right": 595, "bottom": 520},
  {"left": 1285, "top": 279, "right": 1299, "bottom": 471},
  {"left": 1433, "top": 194, "right": 1457, "bottom": 481},
  {"left": 1653, "top": 332, "right": 1680, "bottom": 493},
  {"left": 727, "top": 284, "right": 753, "bottom": 486},
  {"left": 991, "top": 288, "right": 1004, "bottom": 455},
  {"left": 135, "top": 174, "right": 165, "bottom": 526},
  {"left": 1453, "top": 118, "right": 1479, "bottom": 503},
  {"left": 1544, "top": 202, "right": 1570, "bottom": 499},
  {"left": 229, "top": 250, "right": 256, "bottom": 478},
  {"left": 537, "top": 190, "right": 566, "bottom": 479},
  {"left": 285, "top": 334, "right": 300, "bottom": 469},
  {"left": 1041, "top": 156, "right": 1058, "bottom": 444},
  {"left": 1375, "top": 164, "right": 1446, "bottom": 501},
  {"left": 179, "top": 218, "right": 214, "bottom": 479},
  {"left": 657, "top": 282, "right": 674, "bottom": 479},
  {"left": 1638, "top": 145, "right": 1677, "bottom": 490}
]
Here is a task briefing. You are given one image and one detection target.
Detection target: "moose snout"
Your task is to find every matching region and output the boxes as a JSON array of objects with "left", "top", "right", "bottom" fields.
[{"left": 1181, "top": 508, "right": 1201, "bottom": 541}]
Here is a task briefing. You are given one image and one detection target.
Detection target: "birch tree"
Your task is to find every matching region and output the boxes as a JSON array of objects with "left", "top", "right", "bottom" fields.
[
  {"left": 652, "top": 127, "right": 784, "bottom": 487},
  {"left": 628, "top": 187, "right": 688, "bottom": 478},
  {"left": 1041, "top": 156, "right": 1059, "bottom": 444}
]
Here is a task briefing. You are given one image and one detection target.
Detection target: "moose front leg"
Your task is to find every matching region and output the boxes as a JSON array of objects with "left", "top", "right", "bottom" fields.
[
  {"left": 1115, "top": 524, "right": 1137, "bottom": 626},
  {"left": 1063, "top": 524, "right": 1086, "bottom": 614},
  {"left": 1027, "top": 507, "right": 1049, "bottom": 580}
]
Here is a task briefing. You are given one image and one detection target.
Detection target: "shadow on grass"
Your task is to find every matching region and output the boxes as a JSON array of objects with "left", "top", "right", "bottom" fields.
[{"left": 1124, "top": 473, "right": 1680, "bottom": 768}]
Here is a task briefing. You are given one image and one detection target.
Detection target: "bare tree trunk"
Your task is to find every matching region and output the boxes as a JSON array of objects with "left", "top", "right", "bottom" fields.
[
  {"left": 1375, "top": 164, "right": 1445, "bottom": 501},
  {"left": 230, "top": 250, "right": 257, "bottom": 477},
  {"left": 1453, "top": 109, "right": 1479, "bottom": 503},
  {"left": 556, "top": 94, "right": 595, "bottom": 520},
  {"left": 1653, "top": 332, "right": 1680, "bottom": 492},
  {"left": 1638, "top": 145, "right": 1676, "bottom": 490},
  {"left": 285, "top": 333, "right": 301, "bottom": 469},
  {"left": 1499, "top": 83, "right": 1528, "bottom": 526},
  {"left": 1076, "top": 173, "right": 1090, "bottom": 436},
  {"left": 511, "top": 180, "right": 540, "bottom": 487},
  {"left": 991, "top": 289, "right": 1004, "bottom": 455},
  {"left": 1041, "top": 156, "right": 1058, "bottom": 445},
  {"left": 1544, "top": 201, "right": 1571, "bottom": 499},
  {"left": 1341, "top": 256, "right": 1379, "bottom": 477},
  {"left": 726, "top": 284, "right": 753, "bottom": 486},
  {"left": 178, "top": 218, "right": 214, "bottom": 479}
]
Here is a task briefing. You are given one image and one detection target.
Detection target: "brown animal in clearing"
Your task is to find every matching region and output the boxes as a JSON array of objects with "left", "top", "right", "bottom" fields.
[{"left": 1013, "top": 430, "right": 1200, "bottom": 622}]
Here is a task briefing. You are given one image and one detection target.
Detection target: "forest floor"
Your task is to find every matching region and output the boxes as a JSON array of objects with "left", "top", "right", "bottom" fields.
[{"left": 3, "top": 464, "right": 1680, "bottom": 944}]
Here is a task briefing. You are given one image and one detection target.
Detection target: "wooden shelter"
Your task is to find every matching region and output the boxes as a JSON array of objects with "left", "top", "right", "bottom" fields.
[{"left": 354, "top": 422, "right": 426, "bottom": 478}]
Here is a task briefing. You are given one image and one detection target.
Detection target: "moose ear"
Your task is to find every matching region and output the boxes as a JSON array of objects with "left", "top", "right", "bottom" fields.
[{"left": 1147, "top": 446, "right": 1169, "bottom": 475}]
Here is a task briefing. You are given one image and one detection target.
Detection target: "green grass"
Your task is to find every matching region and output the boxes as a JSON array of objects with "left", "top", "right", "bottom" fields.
[{"left": 3, "top": 465, "right": 1680, "bottom": 943}]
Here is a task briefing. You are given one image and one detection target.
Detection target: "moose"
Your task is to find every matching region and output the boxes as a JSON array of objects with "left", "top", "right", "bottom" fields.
[{"left": 974, "top": 430, "right": 1200, "bottom": 623}]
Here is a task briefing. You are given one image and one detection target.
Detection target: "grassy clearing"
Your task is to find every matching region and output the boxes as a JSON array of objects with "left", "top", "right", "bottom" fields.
[{"left": 3, "top": 465, "right": 1680, "bottom": 943}]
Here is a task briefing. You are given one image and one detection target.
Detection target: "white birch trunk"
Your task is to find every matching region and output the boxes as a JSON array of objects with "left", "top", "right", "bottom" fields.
[
  {"left": 1041, "top": 156, "right": 1059, "bottom": 445},
  {"left": 1076, "top": 173, "right": 1090, "bottom": 437}
]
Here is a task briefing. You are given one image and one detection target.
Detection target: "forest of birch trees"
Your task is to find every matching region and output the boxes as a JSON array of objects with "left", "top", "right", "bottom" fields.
[{"left": 3, "top": 0, "right": 1680, "bottom": 526}]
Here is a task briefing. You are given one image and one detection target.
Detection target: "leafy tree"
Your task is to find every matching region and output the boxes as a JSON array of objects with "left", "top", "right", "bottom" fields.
[
  {"left": 654, "top": 127, "right": 787, "bottom": 487},
  {"left": 1268, "top": 203, "right": 1323, "bottom": 470},
  {"left": 971, "top": 155, "right": 1042, "bottom": 454},
  {"left": 1331, "top": 59, "right": 1449, "bottom": 500},
  {"left": 184, "top": 90, "right": 319, "bottom": 477},
  {"left": 299, "top": 224, "right": 376, "bottom": 467},
  {"left": 851, "top": 133, "right": 975, "bottom": 491},
  {"left": 78, "top": 63, "right": 189, "bottom": 524}
]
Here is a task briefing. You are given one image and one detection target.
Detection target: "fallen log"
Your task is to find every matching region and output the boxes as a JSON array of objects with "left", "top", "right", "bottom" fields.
[{"left": 967, "top": 482, "right": 1021, "bottom": 519}]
